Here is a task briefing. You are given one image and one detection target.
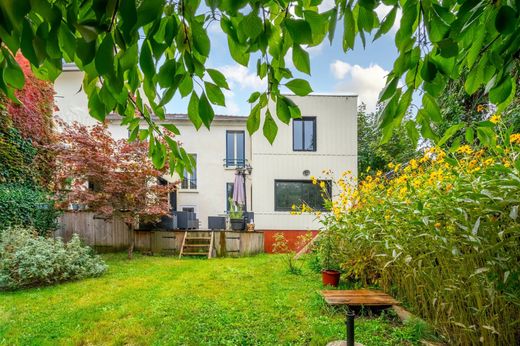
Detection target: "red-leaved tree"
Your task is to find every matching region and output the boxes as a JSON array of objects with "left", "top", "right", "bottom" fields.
[{"left": 53, "top": 121, "right": 177, "bottom": 258}]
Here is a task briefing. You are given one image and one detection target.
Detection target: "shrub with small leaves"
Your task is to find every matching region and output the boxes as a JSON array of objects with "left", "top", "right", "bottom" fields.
[{"left": 0, "top": 227, "right": 107, "bottom": 290}]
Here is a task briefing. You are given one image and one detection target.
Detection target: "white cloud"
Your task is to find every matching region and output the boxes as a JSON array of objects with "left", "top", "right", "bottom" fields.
[
  {"left": 330, "top": 60, "right": 389, "bottom": 113},
  {"left": 217, "top": 64, "right": 266, "bottom": 90}
]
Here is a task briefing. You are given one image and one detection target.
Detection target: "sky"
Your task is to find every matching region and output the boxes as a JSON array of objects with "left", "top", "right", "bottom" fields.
[{"left": 166, "top": 3, "right": 403, "bottom": 116}]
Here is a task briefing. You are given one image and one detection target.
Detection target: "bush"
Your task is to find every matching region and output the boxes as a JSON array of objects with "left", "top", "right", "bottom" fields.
[
  {"left": 308, "top": 127, "right": 520, "bottom": 345},
  {"left": 0, "top": 184, "right": 60, "bottom": 235},
  {"left": 0, "top": 227, "right": 107, "bottom": 290}
]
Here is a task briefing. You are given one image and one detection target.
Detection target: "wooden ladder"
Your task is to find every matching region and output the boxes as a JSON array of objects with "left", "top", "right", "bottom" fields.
[{"left": 179, "top": 231, "right": 214, "bottom": 259}]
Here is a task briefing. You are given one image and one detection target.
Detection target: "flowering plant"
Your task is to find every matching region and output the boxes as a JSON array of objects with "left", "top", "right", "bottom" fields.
[{"left": 296, "top": 119, "right": 519, "bottom": 345}]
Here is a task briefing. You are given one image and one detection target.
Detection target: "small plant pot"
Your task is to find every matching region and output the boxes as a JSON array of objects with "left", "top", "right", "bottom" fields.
[
  {"left": 230, "top": 218, "right": 245, "bottom": 231},
  {"left": 322, "top": 269, "right": 341, "bottom": 287}
]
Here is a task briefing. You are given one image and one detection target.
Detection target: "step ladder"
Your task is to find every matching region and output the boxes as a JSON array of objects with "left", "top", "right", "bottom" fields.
[{"left": 179, "top": 231, "right": 215, "bottom": 259}]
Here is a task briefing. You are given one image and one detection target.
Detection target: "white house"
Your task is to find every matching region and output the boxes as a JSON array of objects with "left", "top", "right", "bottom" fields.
[{"left": 54, "top": 66, "right": 358, "bottom": 242}]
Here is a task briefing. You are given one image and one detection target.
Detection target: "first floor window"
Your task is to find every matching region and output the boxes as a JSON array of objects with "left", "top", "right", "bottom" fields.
[
  {"left": 181, "top": 154, "right": 197, "bottom": 189},
  {"left": 293, "top": 117, "right": 316, "bottom": 151},
  {"left": 274, "top": 180, "right": 330, "bottom": 211},
  {"left": 226, "top": 131, "right": 245, "bottom": 167}
]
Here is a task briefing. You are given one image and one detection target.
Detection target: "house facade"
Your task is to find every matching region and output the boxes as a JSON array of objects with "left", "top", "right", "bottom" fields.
[{"left": 54, "top": 67, "right": 358, "bottom": 243}]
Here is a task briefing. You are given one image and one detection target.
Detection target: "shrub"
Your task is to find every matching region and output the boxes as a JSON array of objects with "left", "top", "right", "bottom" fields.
[
  {"left": 0, "top": 227, "right": 107, "bottom": 290},
  {"left": 307, "top": 126, "right": 520, "bottom": 345},
  {"left": 272, "top": 232, "right": 313, "bottom": 275},
  {"left": 0, "top": 184, "right": 60, "bottom": 236}
]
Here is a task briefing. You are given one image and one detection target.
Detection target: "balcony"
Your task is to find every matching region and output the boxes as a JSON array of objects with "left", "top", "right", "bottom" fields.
[{"left": 223, "top": 158, "right": 248, "bottom": 168}]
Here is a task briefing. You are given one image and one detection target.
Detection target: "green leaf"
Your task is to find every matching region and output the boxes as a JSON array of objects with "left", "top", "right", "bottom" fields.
[
  {"left": 343, "top": 6, "right": 356, "bottom": 51},
  {"left": 262, "top": 110, "right": 278, "bottom": 144},
  {"left": 88, "top": 91, "right": 107, "bottom": 121},
  {"left": 285, "top": 79, "right": 312, "bottom": 96},
  {"left": 374, "top": 6, "right": 397, "bottom": 40},
  {"left": 405, "top": 120, "right": 419, "bottom": 147},
  {"left": 495, "top": 6, "right": 517, "bottom": 34},
  {"left": 421, "top": 57, "right": 437, "bottom": 82},
  {"left": 465, "top": 127, "right": 474, "bottom": 143},
  {"left": 422, "top": 94, "right": 442, "bottom": 123},
  {"left": 161, "top": 123, "right": 180, "bottom": 135},
  {"left": 464, "top": 61, "right": 485, "bottom": 95},
  {"left": 76, "top": 38, "right": 96, "bottom": 66},
  {"left": 489, "top": 76, "right": 513, "bottom": 105},
  {"left": 204, "top": 82, "right": 225, "bottom": 106},
  {"left": 95, "top": 34, "right": 114, "bottom": 76},
  {"left": 157, "top": 59, "right": 176, "bottom": 88},
  {"left": 139, "top": 40, "right": 154, "bottom": 78},
  {"left": 198, "top": 92, "right": 214, "bottom": 129},
  {"left": 179, "top": 75, "right": 193, "bottom": 97},
  {"left": 247, "top": 91, "right": 261, "bottom": 103},
  {"left": 247, "top": 104, "right": 261, "bottom": 134},
  {"left": 228, "top": 37, "right": 249, "bottom": 66},
  {"left": 136, "top": 0, "right": 165, "bottom": 27},
  {"left": 207, "top": 69, "right": 229, "bottom": 89},
  {"left": 285, "top": 19, "right": 313, "bottom": 44},
  {"left": 192, "top": 21, "right": 211, "bottom": 56},
  {"left": 292, "top": 44, "right": 311, "bottom": 75},
  {"left": 188, "top": 92, "right": 202, "bottom": 130},
  {"left": 3, "top": 54, "right": 24, "bottom": 89},
  {"left": 276, "top": 96, "right": 291, "bottom": 124},
  {"left": 437, "top": 124, "right": 464, "bottom": 146},
  {"left": 239, "top": 12, "right": 263, "bottom": 40}
]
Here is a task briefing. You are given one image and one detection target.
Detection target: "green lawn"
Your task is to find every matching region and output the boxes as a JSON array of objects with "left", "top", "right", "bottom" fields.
[{"left": 0, "top": 254, "right": 425, "bottom": 345}]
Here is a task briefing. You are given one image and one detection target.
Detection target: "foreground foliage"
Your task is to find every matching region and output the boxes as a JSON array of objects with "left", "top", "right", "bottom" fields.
[
  {"left": 313, "top": 125, "right": 520, "bottom": 345},
  {"left": 0, "top": 227, "right": 106, "bottom": 290},
  {"left": 1, "top": 1, "right": 519, "bottom": 169},
  {"left": 0, "top": 254, "right": 428, "bottom": 345}
]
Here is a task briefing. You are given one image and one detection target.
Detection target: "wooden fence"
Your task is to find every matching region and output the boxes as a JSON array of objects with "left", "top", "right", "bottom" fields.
[{"left": 56, "top": 212, "right": 263, "bottom": 256}]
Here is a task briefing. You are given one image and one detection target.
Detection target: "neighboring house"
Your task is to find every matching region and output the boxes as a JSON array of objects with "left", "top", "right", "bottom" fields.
[{"left": 54, "top": 65, "right": 358, "bottom": 249}]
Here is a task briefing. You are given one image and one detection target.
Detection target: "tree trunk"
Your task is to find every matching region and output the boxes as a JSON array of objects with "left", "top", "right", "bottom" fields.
[{"left": 127, "top": 224, "right": 135, "bottom": 260}]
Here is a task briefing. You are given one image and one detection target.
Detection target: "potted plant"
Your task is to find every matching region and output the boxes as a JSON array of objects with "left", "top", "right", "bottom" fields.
[
  {"left": 319, "top": 232, "right": 341, "bottom": 287},
  {"left": 228, "top": 198, "right": 245, "bottom": 231}
]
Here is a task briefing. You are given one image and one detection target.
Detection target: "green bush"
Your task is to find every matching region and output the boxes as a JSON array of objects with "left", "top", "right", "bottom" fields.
[
  {"left": 314, "top": 137, "right": 520, "bottom": 345},
  {"left": 0, "top": 227, "right": 107, "bottom": 290},
  {"left": 0, "top": 184, "right": 60, "bottom": 235}
]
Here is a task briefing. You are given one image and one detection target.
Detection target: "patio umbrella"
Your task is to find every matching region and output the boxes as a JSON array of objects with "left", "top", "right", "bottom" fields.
[{"left": 233, "top": 172, "right": 246, "bottom": 209}]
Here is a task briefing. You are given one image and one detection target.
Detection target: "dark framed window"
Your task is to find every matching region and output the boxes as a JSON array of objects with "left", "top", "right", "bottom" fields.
[
  {"left": 226, "top": 183, "right": 234, "bottom": 211},
  {"left": 226, "top": 131, "right": 245, "bottom": 167},
  {"left": 293, "top": 117, "right": 316, "bottom": 151},
  {"left": 274, "top": 180, "right": 330, "bottom": 211},
  {"left": 181, "top": 154, "right": 197, "bottom": 189}
]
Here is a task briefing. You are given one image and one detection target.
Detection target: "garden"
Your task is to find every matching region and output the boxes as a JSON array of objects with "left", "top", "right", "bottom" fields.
[{"left": 1, "top": 1, "right": 520, "bottom": 345}]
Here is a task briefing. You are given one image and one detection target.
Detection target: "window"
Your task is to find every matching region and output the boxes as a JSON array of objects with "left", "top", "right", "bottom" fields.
[
  {"left": 226, "top": 131, "right": 245, "bottom": 167},
  {"left": 181, "top": 206, "right": 195, "bottom": 213},
  {"left": 293, "top": 117, "right": 316, "bottom": 151},
  {"left": 274, "top": 180, "right": 330, "bottom": 211},
  {"left": 181, "top": 154, "right": 197, "bottom": 189},
  {"left": 226, "top": 183, "right": 234, "bottom": 211}
]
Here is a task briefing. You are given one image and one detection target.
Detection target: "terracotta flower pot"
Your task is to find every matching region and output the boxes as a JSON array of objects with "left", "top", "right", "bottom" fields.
[{"left": 322, "top": 269, "right": 341, "bottom": 287}]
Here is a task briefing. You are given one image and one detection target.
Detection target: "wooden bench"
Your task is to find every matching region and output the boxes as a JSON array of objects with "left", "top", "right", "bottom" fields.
[{"left": 320, "top": 289, "right": 399, "bottom": 306}]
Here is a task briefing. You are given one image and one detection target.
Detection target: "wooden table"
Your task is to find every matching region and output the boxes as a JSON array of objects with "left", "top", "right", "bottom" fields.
[{"left": 320, "top": 289, "right": 399, "bottom": 306}]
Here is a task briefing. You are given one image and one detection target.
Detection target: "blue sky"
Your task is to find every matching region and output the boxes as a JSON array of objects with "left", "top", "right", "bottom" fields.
[{"left": 166, "top": 3, "right": 403, "bottom": 116}]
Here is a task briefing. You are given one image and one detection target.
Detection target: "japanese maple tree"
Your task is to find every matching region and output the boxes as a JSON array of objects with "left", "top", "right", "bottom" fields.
[{"left": 53, "top": 121, "right": 177, "bottom": 258}]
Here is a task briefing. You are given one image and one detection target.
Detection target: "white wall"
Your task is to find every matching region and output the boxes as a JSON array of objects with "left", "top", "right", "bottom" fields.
[
  {"left": 54, "top": 70, "right": 98, "bottom": 126},
  {"left": 251, "top": 94, "right": 358, "bottom": 230}
]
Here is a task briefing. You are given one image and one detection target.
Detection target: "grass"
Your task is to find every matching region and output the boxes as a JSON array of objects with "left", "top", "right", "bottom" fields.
[{"left": 1, "top": 254, "right": 427, "bottom": 345}]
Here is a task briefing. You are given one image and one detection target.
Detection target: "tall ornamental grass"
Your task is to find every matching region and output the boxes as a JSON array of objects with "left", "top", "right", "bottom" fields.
[{"left": 311, "top": 130, "right": 520, "bottom": 345}]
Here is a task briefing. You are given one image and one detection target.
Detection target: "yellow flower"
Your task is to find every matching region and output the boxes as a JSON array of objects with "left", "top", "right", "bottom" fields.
[
  {"left": 510, "top": 133, "right": 520, "bottom": 145},
  {"left": 434, "top": 222, "right": 441, "bottom": 228},
  {"left": 456, "top": 145, "right": 473, "bottom": 155},
  {"left": 319, "top": 181, "right": 326, "bottom": 189},
  {"left": 311, "top": 176, "right": 317, "bottom": 185},
  {"left": 489, "top": 114, "right": 501, "bottom": 124},
  {"left": 388, "top": 162, "right": 395, "bottom": 169}
]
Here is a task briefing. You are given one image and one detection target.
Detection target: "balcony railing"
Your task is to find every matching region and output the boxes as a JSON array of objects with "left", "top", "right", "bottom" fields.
[{"left": 223, "top": 158, "right": 247, "bottom": 168}]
